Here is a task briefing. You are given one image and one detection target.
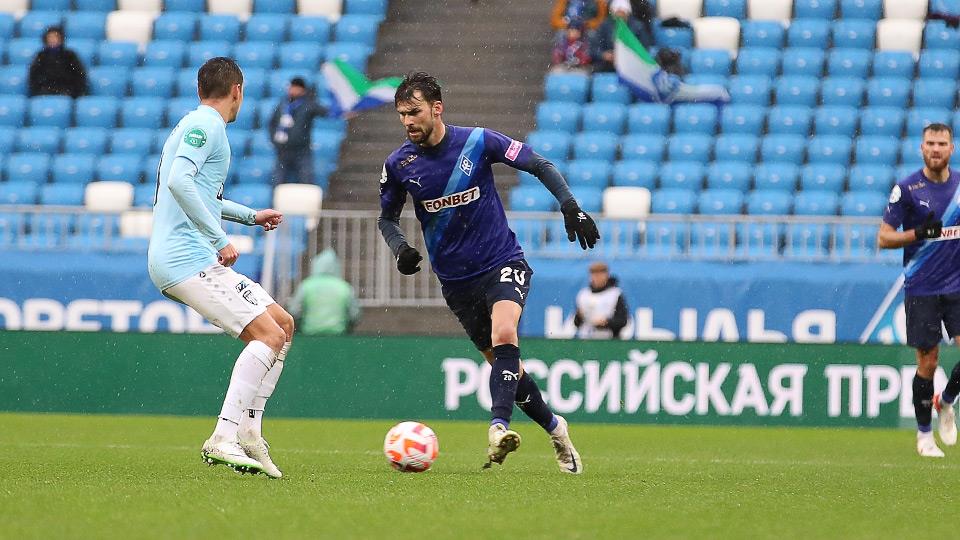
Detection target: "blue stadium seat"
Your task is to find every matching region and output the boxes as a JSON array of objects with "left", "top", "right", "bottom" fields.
[
  {"left": 30, "top": 0, "right": 71, "bottom": 9},
  {"left": 800, "top": 163, "right": 846, "bottom": 192},
  {"left": 691, "top": 49, "right": 732, "bottom": 76},
  {"left": 860, "top": 106, "right": 904, "bottom": 136},
  {"left": 787, "top": 19, "right": 830, "bottom": 48},
  {"left": 233, "top": 157, "right": 274, "bottom": 184},
  {"left": 231, "top": 104, "right": 256, "bottom": 131},
  {"left": 65, "top": 127, "right": 109, "bottom": 155},
  {"left": 580, "top": 102, "right": 627, "bottom": 135},
  {"left": 200, "top": 15, "right": 241, "bottom": 42},
  {"left": 907, "top": 107, "right": 952, "bottom": 135},
  {"left": 144, "top": 41, "right": 186, "bottom": 69},
  {"left": 345, "top": 0, "right": 387, "bottom": 17},
  {"left": 227, "top": 130, "right": 250, "bottom": 157},
  {"left": 866, "top": 77, "right": 910, "bottom": 108},
  {"left": 133, "top": 184, "right": 156, "bottom": 207},
  {"left": 152, "top": 130, "right": 169, "bottom": 153},
  {"left": 176, "top": 69, "right": 198, "bottom": 98},
  {"left": 18, "top": 12, "right": 62, "bottom": 40},
  {"left": 720, "top": 104, "right": 764, "bottom": 134},
  {"left": 612, "top": 160, "right": 657, "bottom": 188},
  {"left": 234, "top": 41, "right": 277, "bottom": 70},
  {"left": 310, "top": 129, "right": 343, "bottom": 159},
  {"left": 536, "top": 102, "right": 580, "bottom": 132},
  {"left": 761, "top": 135, "right": 805, "bottom": 163},
  {"left": 855, "top": 136, "right": 899, "bottom": 167},
  {"left": 0, "top": 95, "right": 26, "bottom": 127},
  {"left": 684, "top": 74, "right": 727, "bottom": 87},
  {"left": 913, "top": 79, "right": 957, "bottom": 109},
  {"left": 254, "top": 0, "right": 296, "bottom": 13},
  {"left": 75, "top": 0, "right": 115, "bottom": 10},
  {"left": 919, "top": 50, "right": 960, "bottom": 80},
  {"left": 620, "top": 134, "right": 665, "bottom": 162},
  {"left": 324, "top": 42, "right": 371, "bottom": 71},
  {"left": 121, "top": 98, "right": 165, "bottom": 129},
  {"left": 654, "top": 23, "right": 694, "bottom": 49},
  {"left": 88, "top": 67, "right": 129, "bottom": 98},
  {"left": 651, "top": 188, "right": 697, "bottom": 214},
  {"left": 713, "top": 134, "right": 759, "bottom": 162},
  {"left": 242, "top": 68, "right": 267, "bottom": 100},
  {"left": 154, "top": 13, "right": 197, "bottom": 41},
  {"left": 98, "top": 42, "right": 139, "bottom": 68},
  {"left": 6, "top": 153, "right": 51, "bottom": 183},
  {"left": 0, "top": 67, "right": 28, "bottom": 95},
  {"left": 0, "top": 127, "right": 13, "bottom": 153},
  {"left": 69, "top": 39, "right": 97, "bottom": 68},
  {"left": 510, "top": 186, "right": 555, "bottom": 212},
  {"left": 75, "top": 96, "right": 118, "bottom": 128},
  {"left": 814, "top": 106, "right": 858, "bottom": 137},
  {"left": 628, "top": 103, "right": 670, "bottom": 135},
  {"left": 820, "top": 77, "right": 864, "bottom": 106},
  {"left": 833, "top": 223, "right": 879, "bottom": 259},
  {"left": 546, "top": 73, "right": 590, "bottom": 103},
  {"left": 848, "top": 164, "right": 895, "bottom": 192},
  {"left": 526, "top": 131, "right": 570, "bottom": 161},
  {"left": 268, "top": 70, "right": 317, "bottom": 98},
  {"left": 334, "top": 14, "right": 380, "bottom": 46},
  {"left": 924, "top": 20, "right": 960, "bottom": 50},
  {"left": 0, "top": 182, "right": 38, "bottom": 205},
  {"left": 667, "top": 134, "right": 713, "bottom": 162},
  {"left": 728, "top": 75, "right": 772, "bottom": 106},
  {"left": 794, "top": 190, "right": 839, "bottom": 215},
  {"left": 767, "top": 105, "right": 813, "bottom": 135},
  {"left": 249, "top": 131, "right": 274, "bottom": 157},
  {"left": 795, "top": 0, "right": 838, "bottom": 18},
  {"left": 704, "top": 0, "right": 746, "bottom": 17},
  {"left": 16, "top": 126, "right": 61, "bottom": 154},
  {"left": 698, "top": 189, "right": 744, "bottom": 215},
  {"left": 229, "top": 185, "right": 272, "bottom": 209},
  {"left": 831, "top": 19, "right": 876, "bottom": 49},
  {"left": 659, "top": 161, "right": 705, "bottom": 190},
  {"left": 573, "top": 132, "right": 618, "bottom": 160},
  {"left": 29, "top": 96, "right": 72, "bottom": 127},
  {"left": 142, "top": 154, "right": 161, "bottom": 183},
  {"left": 672, "top": 104, "right": 718, "bottom": 135},
  {"left": 644, "top": 219, "right": 690, "bottom": 255},
  {"left": 65, "top": 12, "right": 107, "bottom": 40},
  {"left": 0, "top": 14, "right": 12, "bottom": 39},
  {"left": 278, "top": 42, "right": 322, "bottom": 71},
  {"left": 288, "top": 16, "right": 332, "bottom": 43},
  {"left": 840, "top": 0, "right": 882, "bottom": 19},
  {"left": 781, "top": 48, "right": 826, "bottom": 77},
  {"left": 896, "top": 164, "right": 919, "bottom": 182},
  {"left": 566, "top": 159, "right": 611, "bottom": 189},
  {"left": 872, "top": 51, "right": 915, "bottom": 78},
  {"left": 899, "top": 137, "right": 922, "bottom": 166},
  {"left": 742, "top": 21, "right": 785, "bottom": 48},
  {"left": 841, "top": 191, "right": 886, "bottom": 216},
  {"left": 110, "top": 128, "right": 154, "bottom": 155},
  {"left": 786, "top": 221, "right": 832, "bottom": 258},
  {"left": 827, "top": 48, "right": 872, "bottom": 78},
  {"left": 736, "top": 48, "right": 780, "bottom": 77},
  {"left": 189, "top": 41, "right": 232, "bottom": 68},
  {"left": 97, "top": 155, "right": 142, "bottom": 183},
  {"left": 256, "top": 101, "right": 277, "bottom": 131},
  {"left": 7, "top": 39, "right": 39, "bottom": 66},
  {"left": 246, "top": 14, "right": 289, "bottom": 41},
  {"left": 747, "top": 189, "right": 792, "bottom": 214},
  {"left": 590, "top": 73, "right": 631, "bottom": 104},
  {"left": 51, "top": 155, "right": 96, "bottom": 185},
  {"left": 807, "top": 135, "right": 852, "bottom": 165},
  {"left": 706, "top": 161, "right": 752, "bottom": 190},
  {"left": 131, "top": 68, "right": 175, "bottom": 98},
  {"left": 774, "top": 76, "right": 819, "bottom": 107}
]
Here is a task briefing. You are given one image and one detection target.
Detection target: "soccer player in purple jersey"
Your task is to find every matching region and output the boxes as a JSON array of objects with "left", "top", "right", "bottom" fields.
[
  {"left": 378, "top": 72, "right": 599, "bottom": 473},
  {"left": 879, "top": 123, "right": 960, "bottom": 457}
]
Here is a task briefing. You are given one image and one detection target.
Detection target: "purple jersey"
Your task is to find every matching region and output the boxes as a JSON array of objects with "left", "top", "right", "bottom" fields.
[
  {"left": 380, "top": 125, "right": 531, "bottom": 283},
  {"left": 883, "top": 168, "right": 960, "bottom": 296}
]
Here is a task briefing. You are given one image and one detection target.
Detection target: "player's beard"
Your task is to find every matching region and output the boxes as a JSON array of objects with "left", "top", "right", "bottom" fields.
[
  {"left": 407, "top": 123, "right": 432, "bottom": 145},
  {"left": 924, "top": 154, "right": 950, "bottom": 174}
]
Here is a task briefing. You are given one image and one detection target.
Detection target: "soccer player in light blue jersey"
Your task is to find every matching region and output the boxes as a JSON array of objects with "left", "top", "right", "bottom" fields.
[{"left": 148, "top": 57, "right": 293, "bottom": 477}]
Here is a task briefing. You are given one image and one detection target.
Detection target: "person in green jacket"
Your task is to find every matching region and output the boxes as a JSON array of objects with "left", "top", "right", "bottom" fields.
[{"left": 289, "top": 249, "right": 360, "bottom": 335}]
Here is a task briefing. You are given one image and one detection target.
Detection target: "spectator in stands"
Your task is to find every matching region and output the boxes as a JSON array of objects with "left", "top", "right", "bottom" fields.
[
  {"left": 289, "top": 249, "right": 360, "bottom": 336},
  {"left": 268, "top": 77, "right": 328, "bottom": 185},
  {"left": 573, "top": 261, "right": 629, "bottom": 339},
  {"left": 551, "top": 18, "right": 592, "bottom": 72},
  {"left": 590, "top": 0, "right": 654, "bottom": 72},
  {"left": 28, "top": 26, "right": 87, "bottom": 98},
  {"left": 551, "top": 0, "right": 608, "bottom": 33}
]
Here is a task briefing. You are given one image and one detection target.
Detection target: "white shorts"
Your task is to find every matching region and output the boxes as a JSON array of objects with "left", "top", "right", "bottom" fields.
[{"left": 164, "top": 264, "right": 275, "bottom": 338}]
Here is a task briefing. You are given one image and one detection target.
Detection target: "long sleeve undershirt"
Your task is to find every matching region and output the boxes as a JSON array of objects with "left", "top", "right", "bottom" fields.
[{"left": 167, "top": 156, "right": 229, "bottom": 251}]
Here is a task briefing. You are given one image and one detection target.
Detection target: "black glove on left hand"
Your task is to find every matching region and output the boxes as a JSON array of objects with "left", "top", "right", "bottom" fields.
[{"left": 561, "top": 199, "right": 600, "bottom": 250}]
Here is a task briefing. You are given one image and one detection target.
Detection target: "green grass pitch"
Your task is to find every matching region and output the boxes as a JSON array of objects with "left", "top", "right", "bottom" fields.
[{"left": 1, "top": 412, "right": 957, "bottom": 539}]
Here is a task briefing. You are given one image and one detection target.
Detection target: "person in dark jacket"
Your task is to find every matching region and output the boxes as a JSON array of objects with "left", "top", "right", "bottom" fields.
[
  {"left": 590, "top": 0, "right": 655, "bottom": 72},
  {"left": 574, "top": 261, "right": 629, "bottom": 339},
  {"left": 28, "top": 26, "right": 87, "bottom": 98},
  {"left": 268, "top": 77, "right": 328, "bottom": 185}
]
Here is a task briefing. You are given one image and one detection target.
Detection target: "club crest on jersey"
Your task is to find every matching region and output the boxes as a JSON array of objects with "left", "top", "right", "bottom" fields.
[
  {"left": 505, "top": 140, "right": 523, "bottom": 161},
  {"left": 399, "top": 154, "right": 418, "bottom": 168},
  {"left": 184, "top": 128, "right": 206, "bottom": 148},
  {"left": 422, "top": 186, "right": 480, "bottom": 213},
  {"left": 459, "top": 156, "right": 473, "bottom": 176}
]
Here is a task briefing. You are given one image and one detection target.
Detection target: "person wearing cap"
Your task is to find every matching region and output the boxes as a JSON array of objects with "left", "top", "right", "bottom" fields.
[
  {"left": 589, "top": 0, "right": 655, "bottom": 72},
  {"left": 573, "top": 261, "right": 629, "bottom": 339},
  {"left": 268, "top": 77, "right": 328, "bottom": 185},
  {"left": 28, "top": 26, "right": 88, "bottom": 98}
]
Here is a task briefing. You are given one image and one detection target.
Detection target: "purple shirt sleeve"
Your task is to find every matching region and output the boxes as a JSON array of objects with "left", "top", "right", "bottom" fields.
[
  {"left": 483, "top": 129, "right": 533, "bottom": 168},
  {"left": 379, "top": 161, "right": 407, "bottom": 215},
  {"left": 882, "top": 184, "right": 907, "bottom": 230}
]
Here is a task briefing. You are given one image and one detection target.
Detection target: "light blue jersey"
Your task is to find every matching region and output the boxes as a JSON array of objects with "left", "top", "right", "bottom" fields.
[{"left": 148, "top": 104, "right": 255, "bottom": 291}]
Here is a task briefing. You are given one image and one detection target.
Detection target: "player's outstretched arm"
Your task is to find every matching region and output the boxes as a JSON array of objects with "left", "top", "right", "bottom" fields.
[
  {"left": 878, "top": 214, "right": 942, "bottom": 249},
  {"left": 222, "top": 199, "right": 284, "bottom": 231},
  {"left": 167, "top": 156, "right": 230, "bottom": 251}
]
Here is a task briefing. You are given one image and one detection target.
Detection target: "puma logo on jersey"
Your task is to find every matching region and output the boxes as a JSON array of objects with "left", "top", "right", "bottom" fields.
[
  {"left": 421, "top": 186, "right": 481, "bottom": 213},
  {"left": 405, "top": 177, "right": 422, "bottom": 187},
  {"left": 501, "top": 369, "right": 520, "bottom": 381},
  {"left": 919, "top": 199, "right": 930, "bottom": 208},
  {"left": 514, "top": 287, "right": 525, "bottom": 300}
]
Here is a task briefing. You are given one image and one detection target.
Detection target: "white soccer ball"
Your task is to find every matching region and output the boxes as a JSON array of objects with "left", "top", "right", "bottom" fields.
[{"left": 383, "top": 421, "right": 439, "bottom": 472}]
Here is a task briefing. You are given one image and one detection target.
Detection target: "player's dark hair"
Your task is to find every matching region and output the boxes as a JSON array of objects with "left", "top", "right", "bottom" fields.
[
  {"left": 924, "top": 123, "right": 953, "bottom": 138},
  {"left": 395, "top": 72, "right": 442, "bottom": 106},
  {"left": 197, "top": 57, "right": 243, "bottom": 100}
]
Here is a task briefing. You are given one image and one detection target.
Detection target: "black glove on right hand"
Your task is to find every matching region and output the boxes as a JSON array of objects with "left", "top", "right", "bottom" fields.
[
  {"left": 561, "top": 199, "right": 600, "bottom": 250},
  {"left": 915, "top": 211, "right": 943, "bottom": 241},
  {"left": 396, "top": 243, "right": 423, "bottom": 275}
]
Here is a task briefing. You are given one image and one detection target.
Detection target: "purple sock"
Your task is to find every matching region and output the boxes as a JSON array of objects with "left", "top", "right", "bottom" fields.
[
  {"left": 489, "top": 344, "right": 521, "bottom": 428},
  {"left": 515, "top": 372, "right": 558, "bottom": 433}
]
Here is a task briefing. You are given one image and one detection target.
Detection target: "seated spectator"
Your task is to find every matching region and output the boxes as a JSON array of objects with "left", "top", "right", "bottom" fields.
[
  {"left": 574, "top": 261, "right": 629, "bottom": 339},
  {"left": 551, "top": 0, "right": 608, "bottom": 32},
  {"left": 551, "top": 18, "right": 592, "bottom": 72},
  {"left": 590, "top": 0, "right": 654, "bottom": 72},
  {"left": 29, "top": 26, "right": 87, "bottom": 98}
]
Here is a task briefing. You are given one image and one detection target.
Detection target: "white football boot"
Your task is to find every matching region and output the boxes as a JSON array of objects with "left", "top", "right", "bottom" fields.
[
  {"left": 240, "top": 436, "right": 283, "bottom": 479},
  {"left": 934, "top": 393, "right": 958, "bottom": 446},
  {"left": 917, "top": 431, "right": 945, "bottom": 458},
  {"left": 483, "top": 423, "right": 521, "bottom": 469},
  {"left": 549, "top": 416, "right": 582, "bottom": 474},
  {"left": 201, "top": 437, "right": 264, "bottom": 474}
]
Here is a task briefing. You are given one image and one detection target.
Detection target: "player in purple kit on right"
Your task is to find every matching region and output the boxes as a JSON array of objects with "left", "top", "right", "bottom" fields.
[
  {"left": 879, "top": 123, "right": 960, "bottom": 457},
  {"left": 377, "top": 72, "right": 599, "bottom": 473}
]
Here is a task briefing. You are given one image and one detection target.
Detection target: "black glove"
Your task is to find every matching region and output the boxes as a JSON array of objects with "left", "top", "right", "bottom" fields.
[
  {"left": 915, "top": 211, "right": 943, "bottom": 241},
  {"left": 396, "top": 243, "right": 423, "bottom": 275},
  {"left": 561, "top": 199, "right": 600, "bottom": 250}
]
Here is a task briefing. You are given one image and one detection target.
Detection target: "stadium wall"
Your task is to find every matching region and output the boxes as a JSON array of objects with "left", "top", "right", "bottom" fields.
[{"left": 2, "top": 332, "right": 952, "bottom": 428}]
